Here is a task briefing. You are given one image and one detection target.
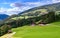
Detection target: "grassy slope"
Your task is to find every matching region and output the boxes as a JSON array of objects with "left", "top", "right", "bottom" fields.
[{"left": 12, "top": 21, "right": 60, "bottom": 38}]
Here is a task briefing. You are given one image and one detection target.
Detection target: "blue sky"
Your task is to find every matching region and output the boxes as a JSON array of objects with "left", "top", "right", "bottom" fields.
[{"left": 0, "top": 0, "right": 60, "bottom": 15}]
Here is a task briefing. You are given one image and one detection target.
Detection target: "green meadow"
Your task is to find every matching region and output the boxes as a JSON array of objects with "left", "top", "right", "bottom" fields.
[{"left": 12, "top": 21, "right": 60, "bottom": 38}]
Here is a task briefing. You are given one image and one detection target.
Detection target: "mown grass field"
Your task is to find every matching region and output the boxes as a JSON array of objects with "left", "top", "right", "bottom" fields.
[{"left": 12, "top": 21, "right": 60, "bottom": 38}]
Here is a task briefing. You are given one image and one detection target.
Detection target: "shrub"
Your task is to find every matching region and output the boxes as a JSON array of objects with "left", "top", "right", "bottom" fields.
[{"left": 0, "top": 24, "right": 11, "bottom": 36}]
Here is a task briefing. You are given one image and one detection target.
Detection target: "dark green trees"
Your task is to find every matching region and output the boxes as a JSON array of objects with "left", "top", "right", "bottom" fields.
[
  {"left": 0, "top": 24, "right": 11, "bottom": 36},
  {"left": 39, "top": 11, "right": 55, "bottom": 24}
]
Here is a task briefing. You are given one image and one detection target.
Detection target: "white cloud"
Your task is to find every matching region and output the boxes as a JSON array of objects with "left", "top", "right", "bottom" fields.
[
  {"left": 0, "top": 8, "right": 6, "bottom": 13},
  {"left": 10, "top": 3, "right": 23, "bottom": 7},
  {"left": 25, "top": 2, "right": 41, "bottom": 6},
  {"left": 52, "top": 0, "right": 60, "bottom": 3},
  {"left": 24, "top": 2, "right": 47, "bottom": 7},
  {"left": 10, "top": 2, "right": 42, "bottom": 8},
  {"left": 0, "top": 8, "right": 19, "bottom": 15},
  {"left": 0, "top": 6, "right": 32, "bottom": 15}
]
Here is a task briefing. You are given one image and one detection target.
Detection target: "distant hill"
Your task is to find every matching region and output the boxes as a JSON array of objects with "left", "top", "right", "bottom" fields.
[{"left": 0, "top": 14, "right": 9, "bottom": 20}]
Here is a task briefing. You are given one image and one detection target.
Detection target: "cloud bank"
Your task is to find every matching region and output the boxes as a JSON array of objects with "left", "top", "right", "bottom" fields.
[
  {"left": 0, "top": 2, "right": 42, "bottom": 15},
  {"left": 52, "top": 0, "right": 60, "bottom": 3}
]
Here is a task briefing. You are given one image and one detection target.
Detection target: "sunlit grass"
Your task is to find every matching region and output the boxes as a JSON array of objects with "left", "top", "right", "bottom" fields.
[{"left": 12, "top": 21, "right": 60, "bottom": 38}]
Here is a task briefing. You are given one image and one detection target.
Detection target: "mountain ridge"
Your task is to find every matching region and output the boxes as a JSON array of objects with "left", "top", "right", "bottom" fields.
[
  {"left": 0, "top": 14, "right": 9, "bottom": 20},
  {"left": 18, "top": 2, "right": 60, "bottom": 16}
]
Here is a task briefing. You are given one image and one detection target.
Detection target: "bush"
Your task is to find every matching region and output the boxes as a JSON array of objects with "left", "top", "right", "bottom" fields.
[{"left": 0, "top": 24, "right": 11, "bottom": 36}]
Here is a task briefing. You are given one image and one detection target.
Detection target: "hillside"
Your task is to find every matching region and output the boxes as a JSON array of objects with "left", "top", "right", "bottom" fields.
[{"left": 0, "top": 2, "right": 60, "bottom": 37}]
